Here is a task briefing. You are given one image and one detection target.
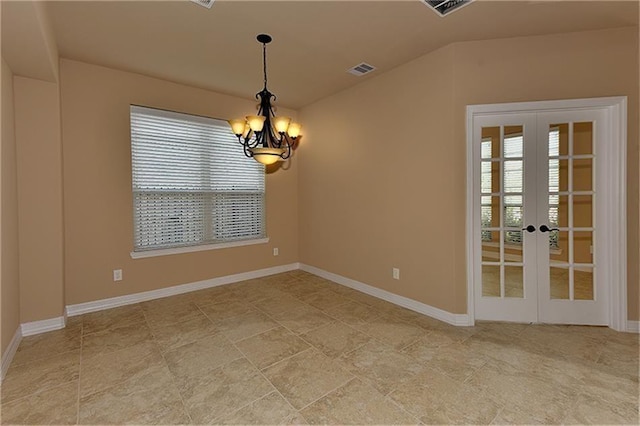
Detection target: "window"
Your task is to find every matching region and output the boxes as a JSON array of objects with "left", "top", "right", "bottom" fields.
[
  {"left": 480, "top": 128, "right": 559, "bottom": 248},
  {"left": 130, "top": 106, "right": 265, "bottom": 254}
]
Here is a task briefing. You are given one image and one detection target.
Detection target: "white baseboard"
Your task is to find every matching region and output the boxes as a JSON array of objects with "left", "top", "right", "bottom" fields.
[
  {"left": 66, "top": 263, "right": 300, "bottom": 317},
  {"left": 299, "top": 263, "right": 471, "bottom": 327},
  {"left": 1, "top": 328, "right": 22, "bottom": 382},
  {"left": 20, "top": 316, "right": 66, "bottom": 337},
  {"left": 626, "top": 320, "right": 639, "bottom": 333}
]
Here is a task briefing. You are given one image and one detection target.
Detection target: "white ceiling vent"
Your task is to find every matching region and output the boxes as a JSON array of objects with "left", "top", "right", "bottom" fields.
[
  {"left": 190, "top": 0, "right": 215, "bottom": 9},
  {"left": 421, "top": 0, "right": 474, "bottom": 17},
  {"left": 347, "top": 62, "right": 376, "bottom": 77}
]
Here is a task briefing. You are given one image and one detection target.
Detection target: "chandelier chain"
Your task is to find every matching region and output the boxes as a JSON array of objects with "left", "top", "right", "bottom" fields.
[{"left": 263, "top": 42, "right": 268, "bottom": 89}]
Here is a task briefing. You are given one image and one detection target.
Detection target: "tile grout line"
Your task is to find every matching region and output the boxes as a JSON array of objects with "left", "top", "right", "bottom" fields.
[
  {"left": 76, "top": 321, "right": 84, "bottom": 425},
  {"left": 143, "top": 305, "right": 196, "bottom": 425},
  {"left": 228, "top": 339, "right": 302, "bottom": 422}
]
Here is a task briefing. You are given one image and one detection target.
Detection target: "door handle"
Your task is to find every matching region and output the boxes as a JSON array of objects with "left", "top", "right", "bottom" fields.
[
  {"left": 539, "top": 224, "right": 559, "bottom": 233},
  {"left": 521, "top": 225, "right": 536, "bottom": 233}
]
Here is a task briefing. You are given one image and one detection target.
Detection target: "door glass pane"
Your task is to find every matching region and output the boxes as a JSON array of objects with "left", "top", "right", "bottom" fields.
[
  {"left": 574, "top": 266, "right": 594, "bottom": 300},
  {"left": 573, "top": 158, "right": 593, "bottom": 191},
  {"left": 504, "top": 161, "right": 523, "bottom": 193},
  {"left": 553, "top": 123, "right": 570, "bottom": 156},
  {"left": 574, "top": 231, "right": 593, "bottom": 264},
  {"left": 550, "top": 265, "right": 570, "bottom": 299},
  {"left": 504, "top": 195, "right": 523, "bottom": 228},
  {"left": 504, "top": 265, "right": 523, "bottom": 298},
  {"left": 551, "top": 231, "right": 569, "bottom": 263},
  {"left": 481, "top": 127, "right": 501, "bottom": 159},
  {"left": 573, "top": 122, "right": 593, "bottom": 155},
  {"left": 482, "top": 265, "right": 500, "bottom": 297},
  {"left": 574, "top": 195, "right": 593, "bottom": 228},
  {"left": 504, "top": 126, "right": 523, "bottom": 158}
]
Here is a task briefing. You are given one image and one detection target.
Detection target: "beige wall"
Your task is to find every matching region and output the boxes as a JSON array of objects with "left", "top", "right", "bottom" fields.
[
  {"left": 60, "top": 59, "right": 298, "bottom": 305},
  {"left": 13, "top": 76, "right": 64, "bottom": 323},
  {"left": 299, "top": 27, "right": 639, "bottom": 320},
  {"left": 1, "top": 58, "right": 20, "bottom": 353},
  {"left": 299, "top": 45, "right": 458, "bottom": 312}
]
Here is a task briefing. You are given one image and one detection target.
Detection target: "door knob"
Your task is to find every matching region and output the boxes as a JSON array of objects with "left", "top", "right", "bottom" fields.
[
  {"left": 539, "top": 224, "right": 559, "bottom": 233},
  {"left": 521, "top": 225, "right": 536, "bottom": 233}
]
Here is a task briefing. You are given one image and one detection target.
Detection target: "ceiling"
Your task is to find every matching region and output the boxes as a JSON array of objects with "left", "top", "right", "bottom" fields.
[{"left": 18, "top": 1, "right": 640, "bottom": 108}]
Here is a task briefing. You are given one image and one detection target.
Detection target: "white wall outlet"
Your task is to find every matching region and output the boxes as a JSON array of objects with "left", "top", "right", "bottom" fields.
[
  {"left": 392, "top": 268, "right": 400, "bottom": 280},
  {"left": 273, "top": 247, "right": 279, "bottom": 256},
  {"left": 113, "top": 269, "right": 123, "bottom": 282}
]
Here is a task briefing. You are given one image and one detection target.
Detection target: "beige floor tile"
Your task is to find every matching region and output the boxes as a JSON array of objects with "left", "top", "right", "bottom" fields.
[
  {"left": 214, "top": 310, "right": 279, "bottom": 343},
  {"left": 149, "top": 314, "right": 218, "bottom": 352},
  {"left": 179, "top": 358, "right": 275, "bottom": 424},
  {"left": 236, "top": 326, "right": 310, "bottom": 370},
  {"left": 215, "top": 391, "right": 303, "bottom": 425},
  {"left": 81, "top": 304, "right": 145, "bottom": 335},
  {"left": 467, "top": 359, "right": 578, "bottom": 424},
  {"left": 355, "top": 314, "right": 426, "bottom": 350},
  {"left": 561, "top": 393, "right": 639, "bottom": 425},
  {"left": 428, "top": 342, "right": 490, "bottom": 382},
  {"left": 197, "top": 300, "right": 255, "bottom": 322},
  {"left": 0, "top": 381, "right": 79, "bottom": 425},
  {"left": 79, "top": 363, "right": 189, "bottom": 425},
  {"left": 80, "top": 341, "right": 163, "bottom": 398},
  {"left": 279, "top": 280, "right": 324, "bottom": 299},
  {"left": 1, "top": 350, "right": 81, "bottom": 404},
  {"left": 81, "top": 322, "right": 154, "bottom": 357},
  {"left": 299, "top": 289, "right": 351, "bottom": 312},
  {"left": 387, "top": 367, "right": 463, "bottom": 418},
  {"left": 142, "top": 300, "right": 207, "bottom": 328},
  {"left": 10, "top": 324, "right": 81, "bottom": 366},
  {"left": 301, "top": 321, "right": 370, "bottom": 358},
  {"left": 162, "top": 332, "right": 242, "bottom": 387},
  {"left": 272, "top": 305, "right": 334, "bottom": 335},
  {"left": 420, "top": 384, "right": 503, "bottom": 425},
  {"left": 189, "top": 286, "right": 247, "bottom": 306},
  {"left": 301, "top": 378, "right": 417, "bottom": 425},
  {"left": 341, "top": 341, "right": 427, "bottom": 396},
  {"left": 252, "top": 294, "right": 309, "bottom": 316},
  {"left": 262, "top": 349, "right": 354, "bottom": 409},
  {"left": 324, "top": 300, "right": 381, "bottom": 325}
]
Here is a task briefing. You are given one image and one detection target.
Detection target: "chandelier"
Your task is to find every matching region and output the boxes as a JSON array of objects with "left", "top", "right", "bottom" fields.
[{"left": 228, "top": 34, "right": 301, "bottom": 166}]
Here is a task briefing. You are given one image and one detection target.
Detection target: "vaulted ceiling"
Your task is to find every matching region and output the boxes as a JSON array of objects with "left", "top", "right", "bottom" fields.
[{"left": 4, "top": 1, "right": 639, "bottom": 108}]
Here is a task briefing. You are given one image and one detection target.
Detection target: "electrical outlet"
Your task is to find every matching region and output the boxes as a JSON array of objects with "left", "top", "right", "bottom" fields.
[
  {"left": 113, "top": 269, "right": 123, "bottom": 282},
  {"left": 273, "top": 247, "right": 279, "bottom": 256},
  {"left": 392, "top": 268, "right": 400, "bottom": 280}
]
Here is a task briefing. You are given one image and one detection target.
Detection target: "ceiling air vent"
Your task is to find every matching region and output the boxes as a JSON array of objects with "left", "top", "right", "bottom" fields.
[
  {"left": 347, "top": 62, "right": 376, "bottom": 77},
  {"left": 190, "top": 0, "right": 215, "bottom": 9},
  {"left": 422, "top": 0, "right": 474, "bottom": 17}
]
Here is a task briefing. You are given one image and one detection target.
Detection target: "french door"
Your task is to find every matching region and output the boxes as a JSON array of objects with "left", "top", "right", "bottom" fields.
[{"left": 471, "top": 107, "right": 609, "bottom": 325}]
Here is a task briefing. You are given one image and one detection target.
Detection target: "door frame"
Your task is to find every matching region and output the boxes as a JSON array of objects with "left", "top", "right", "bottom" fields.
[{"left": 465, "top": 97, "right": 628, "bottom": 331}]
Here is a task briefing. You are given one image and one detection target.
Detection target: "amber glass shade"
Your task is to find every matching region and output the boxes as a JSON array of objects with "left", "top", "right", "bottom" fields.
[
  {"left": 251, "top": 147, "right": 285, "bottom": 165},
  {"left": 228, "top": 119, "right": 246, "bottom": 136},
  {"left": 273, "top": 116, "right": 291, "bottom": 134},
  {"left": 247, "top": 115, "right": 266, "bottom": 132},
  {"left": 287, "top": 122, "right": 302, "bottom": 138}
]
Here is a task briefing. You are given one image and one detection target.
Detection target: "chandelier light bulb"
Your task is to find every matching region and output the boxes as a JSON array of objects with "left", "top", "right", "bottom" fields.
[
  {"left": 246, "top": 115, "right": 266, "bottom": 132},
  {"left": 273, "top": 116, "right": 291, "bottom": 134},
  {"left": 287, "top": 122, "right": 302, "bottom": 139}
]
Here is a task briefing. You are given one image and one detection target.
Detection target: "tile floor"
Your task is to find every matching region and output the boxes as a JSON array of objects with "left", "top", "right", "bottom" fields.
[{"left": 1, "top": 271, "right": 638, "bottom": 425}]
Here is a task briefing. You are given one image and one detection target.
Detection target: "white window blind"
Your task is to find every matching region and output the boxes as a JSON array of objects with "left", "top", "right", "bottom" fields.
[{"left": 130, "top": 105, "right": 265, "bottom": 252}]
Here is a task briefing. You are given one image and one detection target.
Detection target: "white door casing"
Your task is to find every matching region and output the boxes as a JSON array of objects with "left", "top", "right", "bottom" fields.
[{"left": 465, "top": 97, "right": 627, "bottom": 331}]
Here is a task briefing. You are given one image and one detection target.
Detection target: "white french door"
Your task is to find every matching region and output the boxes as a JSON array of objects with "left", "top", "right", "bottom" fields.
[{"left": 470, "top": 104, "right": 616, "bottom": 325}]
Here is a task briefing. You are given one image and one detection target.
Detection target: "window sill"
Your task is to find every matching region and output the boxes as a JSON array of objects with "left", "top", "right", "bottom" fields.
[{"left": 130, "top": 237, "right": 269, "bottom": 259}]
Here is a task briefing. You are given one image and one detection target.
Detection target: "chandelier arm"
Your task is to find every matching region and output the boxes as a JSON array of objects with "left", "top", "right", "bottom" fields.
[
  {"left": 243, "top": 141, "right": 254, "bottom": 158},
  {"left": 280, "top": 138, "right": 292, "bottom": 160}
]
